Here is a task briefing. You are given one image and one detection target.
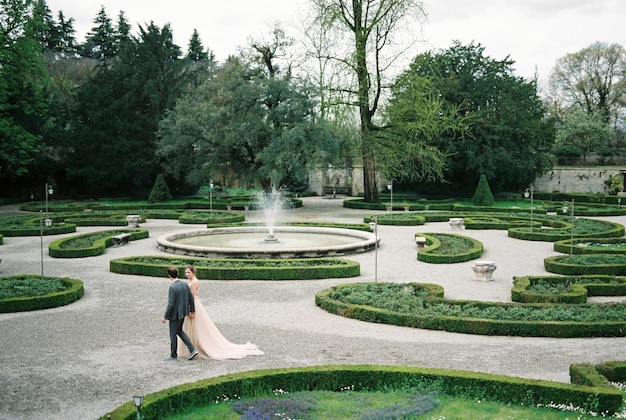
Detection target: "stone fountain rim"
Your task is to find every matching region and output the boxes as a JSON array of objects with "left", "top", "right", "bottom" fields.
[{"left": 156, "top": 225, "right": 377, "bottom": 257}]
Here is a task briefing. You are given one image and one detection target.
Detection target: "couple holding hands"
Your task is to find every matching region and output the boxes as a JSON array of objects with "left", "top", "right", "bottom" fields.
[{"left": 161, "top": 265, "right": 264, "bottom": 361}]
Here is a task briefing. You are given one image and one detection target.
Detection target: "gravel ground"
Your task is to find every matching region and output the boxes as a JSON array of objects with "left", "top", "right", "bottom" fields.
[{"left": 0, "top": 196, "right": 625, "bottom": 419}]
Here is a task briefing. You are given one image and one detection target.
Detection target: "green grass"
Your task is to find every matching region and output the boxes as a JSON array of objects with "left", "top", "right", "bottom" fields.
[{"left": 162, "top": 388, "right": 623, "bottom": 419}]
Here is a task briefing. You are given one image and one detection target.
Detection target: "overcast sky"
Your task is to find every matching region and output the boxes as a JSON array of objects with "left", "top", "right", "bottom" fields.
[{"left": 46, "top": 0, "right": 625, "bottom": 82}]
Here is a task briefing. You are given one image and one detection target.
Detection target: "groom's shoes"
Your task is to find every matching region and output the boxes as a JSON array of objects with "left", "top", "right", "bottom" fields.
[
  {"left": 188, "top": 350, "right": 199, "bottom": 360},
  {"left": 163, "top": 356, "right": 178, "bottom": 361}
]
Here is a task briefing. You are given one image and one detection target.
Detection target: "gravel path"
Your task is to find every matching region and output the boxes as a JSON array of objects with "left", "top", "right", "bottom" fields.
[{"left": 0, "top": 197, "right": 625, "bottom": 419}]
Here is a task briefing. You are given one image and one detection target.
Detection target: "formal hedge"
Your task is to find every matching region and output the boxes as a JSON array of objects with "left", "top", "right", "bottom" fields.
[
  {"left": 100, "top": 364, "right": 623, "bottom": 419},
  {"left": 0, "top": 219, "right": 76, "bottom": 236},
  {"left": 0, "top": 275, "right": 84, "bottom": 312},
  {"left": 315, "top": 282, "right": 626, "bottom": 337},
  {"left": 48, "top": 229, "right": 149, "bottom": 258},
  {"left": 554, "top": 237, "right": 626, "bottom": 255},
  {"left": 511, "top": 275, "right": 626, "bottom": 304},
  {"left": 415, "top": 233, "right": 483, "bottom": 263},
  {"left": 363, "top": 213, "right": 426, "bottom": 226},
  {"left": 509, "top": 218, "right": 624, "bottom": 242},
  {"left": 544, "top": 254, "right": 626, "bottom": 276},
  {"left": 109, "top": 255, "right": 360, "bottom": 280}
]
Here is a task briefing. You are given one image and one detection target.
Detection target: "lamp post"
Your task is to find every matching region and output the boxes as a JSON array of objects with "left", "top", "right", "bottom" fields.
[
  {"left": 45, "top": 183, "right": 53, "bottom": 217},
  {"left": 387, "top": 181, "right": 393, "bottom": 211},
  {"left": 524, "top": 185, "right": 534, "bottom": 231},
  {"left": 40, "top": 211, "right": 52, "bottom": 277},
  {"left": 369, "top": 216, "right": 378, "bottom": 282},
  {"left": 570, "top": 199, "right": 575, "bottom": 254},
  {"left": 133, "top": 395, "right": 144, "bottom": 420},
  {"left": 209, "top": 179, "right": 214, "bottom": 214}
]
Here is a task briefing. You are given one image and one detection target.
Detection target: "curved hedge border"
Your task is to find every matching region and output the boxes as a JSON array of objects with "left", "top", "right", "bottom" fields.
[
  {"left": 511, "top": 275, "right": 626, "bottom": 304},
  {"left": 544, "top": 254, "right": 626, "bottom": 276},
  {"left": 109, "top": 255, "right": 360, "bottom": 280},
  {"left": 49, "top": 229, "right": 150, "bottom": 258},
  {"left": 555, "top": 237, "right": 626, "bottom": 255},
  {"left": 0, "top": 275, "right": 84, "bottom": 312},
  {"left": 315, "top": 282, "right": 626, "bottom": 337},
  {"left": 415, "top": 233, "right": 483, "bottom": 263},
  {"left": 363, "top": 213, "right": 426, "bottom": 226},
  {"left": 0, "top": 219, "right": 76, "bottom": 237},
  {"left": 178, "top": 211, "right": 245, "bottom": 224},
  {"left": 509, "top": 218, "right": 624, "bottom": 242},
  {"left": 100, "top": 364, "right": 622, "bottom": 419}
]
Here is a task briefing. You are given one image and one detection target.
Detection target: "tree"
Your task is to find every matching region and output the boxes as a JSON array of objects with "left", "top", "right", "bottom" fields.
[
  {"left": 157, "top": 27, "right": 340, "bottom": 193},
  {"left": 548, "top": 42, "right": 626, "bottom": 125},
  {"left": 555, "top": 109, "right": 613, "bottom": 162},
  {"left": 472, "top": 174, "right": 494, "bottom": 207},
  {"left": 148, "top": 173, "right": 172, "bottom": 202},
  {"left": 310, "top": 0, "right": 426, "bottom": 202},
  {"left": 81, "top": 6, "right": 117, "bottom": 59},
  {"left": 404, "top": 42, "right": 555, "bottom": 194},
  {"left": 382, "top": 68, "right": 468, "bottom": 184},
  {"left": 186, "top": 29, "right": 212, "bottom": 63},
  {"left": 69, "top": 22, "right": 187, "bottom": 197},
  {"left": 0, "top": 0, "right": 50, "bottom": 195}
]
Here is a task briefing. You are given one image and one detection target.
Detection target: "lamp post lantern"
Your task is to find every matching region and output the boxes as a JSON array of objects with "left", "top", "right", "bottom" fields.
[
  {"left": 369, "top": 216, "right": 378, "bottom": 282},
  {"left": 524, "top": 185, "right": 534, "bottom": 231},
  {"left": 133, "top": 395, "right": 143, "bottom": 420},
  {"left": 45, "top": 183, "right": 53, "bottom": 217},
  {"left": 387, "top": 181, "right": 393, "bottom": 211},
  {"left": 209, "top": 179, "right": 214, "bottom": 214}
]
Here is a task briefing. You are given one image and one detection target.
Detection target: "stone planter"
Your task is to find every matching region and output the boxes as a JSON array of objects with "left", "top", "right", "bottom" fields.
[
  {"left": 472, "top": 260, "right": 497, "bottom": 281},
  {"left": 126, "top": 214, "right": 140, "bottom": 228},
  {"left": 449, "top": 217, "right": 464, "bottom": 230}
]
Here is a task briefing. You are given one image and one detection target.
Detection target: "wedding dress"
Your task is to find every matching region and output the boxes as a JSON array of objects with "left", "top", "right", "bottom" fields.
[{"left": 178, "top": 281, "right": 264, "bottom": 360}]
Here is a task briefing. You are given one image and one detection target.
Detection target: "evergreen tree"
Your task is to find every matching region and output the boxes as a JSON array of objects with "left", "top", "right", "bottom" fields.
[
  {"left": 69, "top": 22, "right": 187, "bottom": 197},
  {"left": 81, "top": 6, "right": 117, "bottom": 60},
  {"left": 148, "top": 173, "right": 172, "bottom": 202},
  {"left": 472, "top": 174, "right": 494, "bottom": 207},
  {"left": 185, "top": 29, "right": 209, "bottom": 62}
]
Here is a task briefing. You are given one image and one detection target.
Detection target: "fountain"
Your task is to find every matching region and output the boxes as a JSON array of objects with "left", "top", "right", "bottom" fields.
[{"left": 157, "top": 188, "right": 378, "bottom": 258}]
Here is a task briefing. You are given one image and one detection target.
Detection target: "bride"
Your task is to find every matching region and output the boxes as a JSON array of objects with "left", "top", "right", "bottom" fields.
[{"left": 177, "top": 264, "right": 264, "bottom": 360}]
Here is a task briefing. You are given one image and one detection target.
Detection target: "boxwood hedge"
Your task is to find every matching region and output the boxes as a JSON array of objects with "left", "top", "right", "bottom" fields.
[{"left": 0, "top": 275, "right": 84, "bottom": 312}]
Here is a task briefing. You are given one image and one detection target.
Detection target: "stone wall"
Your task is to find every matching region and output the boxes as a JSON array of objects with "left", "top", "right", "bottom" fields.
[
  {"left": 311, "top": 166, "right": 623, "bottom": 196},
  {"left": 532, "top": 168, "right": 621, "bottom": 194}
]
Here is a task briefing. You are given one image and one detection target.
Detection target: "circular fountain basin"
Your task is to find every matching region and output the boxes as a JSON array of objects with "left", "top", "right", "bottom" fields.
[{"left": 157, "top": 226, "right": 378, "bottom": 258}]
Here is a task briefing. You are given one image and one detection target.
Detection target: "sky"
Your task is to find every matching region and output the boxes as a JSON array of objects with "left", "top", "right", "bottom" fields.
[{"left": 46, "top": 0, "right": 625, "bottom": 83}]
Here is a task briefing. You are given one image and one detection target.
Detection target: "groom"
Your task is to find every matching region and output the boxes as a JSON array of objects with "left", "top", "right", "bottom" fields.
[{"left": 161, "top": 266, "right": 199, "bottom": 361}]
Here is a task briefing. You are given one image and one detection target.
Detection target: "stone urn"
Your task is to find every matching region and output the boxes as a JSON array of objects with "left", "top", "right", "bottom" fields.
[
  {"left": 472, "top": 260, "right": 497, "bottom": 281},
  {"left": 126, "top": 214, "right": 140, "bottom": 228}
]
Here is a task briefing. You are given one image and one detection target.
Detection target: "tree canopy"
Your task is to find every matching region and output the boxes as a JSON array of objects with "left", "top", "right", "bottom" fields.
[
  {"left": 157, "top": 27, "right": 342, "bottom": 193},
  {"left": 402, "top": 42, "right": 555, "bottom": 194}
]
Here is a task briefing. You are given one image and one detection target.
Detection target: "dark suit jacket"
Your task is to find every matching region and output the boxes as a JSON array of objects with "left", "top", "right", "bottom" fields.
[{"left": 164, "top": 279, "right": 195, "bottom": 321}]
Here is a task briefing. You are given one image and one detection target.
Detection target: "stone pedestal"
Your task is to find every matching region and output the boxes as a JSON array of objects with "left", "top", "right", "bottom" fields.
[
  {"left": 472, "top": 260, "right": 497, "bottom": 281},
  {"left": 449, "top": 218, "right": 464, "bottom": 230},
  {"left": 126, "top": 214, "right": 140, "bottom": 228}
]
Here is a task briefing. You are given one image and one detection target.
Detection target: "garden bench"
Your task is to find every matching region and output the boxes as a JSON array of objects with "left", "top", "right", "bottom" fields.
[
  {"left": 322, "top": 186, "right": 351, "bottom": 197},
  {"left": 111, "top": 233, "right": 132, "bottom": 246},
  {"left": 415, "top": 237, "right": 427, "bottom": 248}
]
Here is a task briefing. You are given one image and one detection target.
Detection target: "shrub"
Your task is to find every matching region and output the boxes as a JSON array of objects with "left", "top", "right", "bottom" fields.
[
  {"left": 148, "top": 173, "right": 173, "bottom": 203},
  {"left": 0, "top": 275, "right": 84, "bottom": 312},
  {"left": 472, "top": 174, "right": 494, "bottom": 207}
]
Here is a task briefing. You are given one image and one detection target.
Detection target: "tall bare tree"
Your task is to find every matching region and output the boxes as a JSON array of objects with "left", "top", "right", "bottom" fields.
[
  {"left": 309, "top": 0, "right": 426, "bottom": 202},
  {"left": 548, "top": 42, "right": 626, "bottom": 126}
]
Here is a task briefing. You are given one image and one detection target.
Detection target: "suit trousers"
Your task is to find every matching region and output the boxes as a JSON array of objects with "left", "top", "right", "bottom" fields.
[{"left": 169, "top": 318, "right": 194, "bottom": 358}]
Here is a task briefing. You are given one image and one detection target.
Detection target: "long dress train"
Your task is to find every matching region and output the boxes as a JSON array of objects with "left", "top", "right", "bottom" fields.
[{"left": 178, "top": 295, "right": 264, "bottom": 360}]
